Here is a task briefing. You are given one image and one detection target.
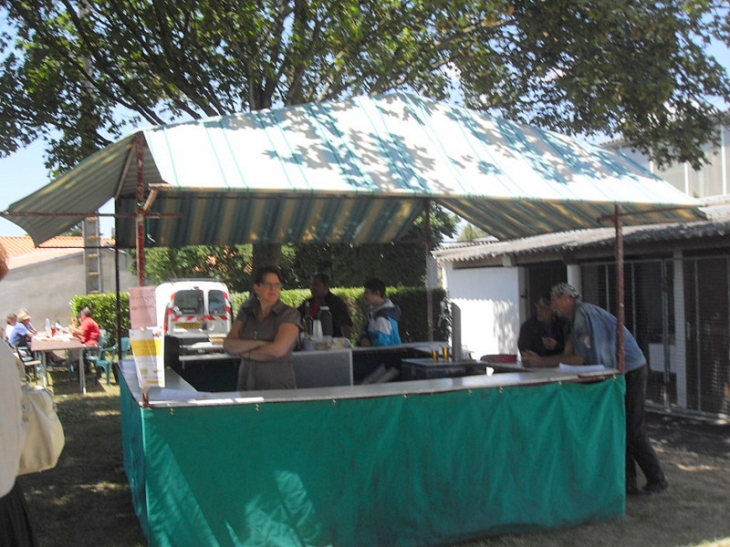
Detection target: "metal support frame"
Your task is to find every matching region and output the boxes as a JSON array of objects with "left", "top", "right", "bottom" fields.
[{"left": 615, "top": 204, "right": 626, "bottom": 374}]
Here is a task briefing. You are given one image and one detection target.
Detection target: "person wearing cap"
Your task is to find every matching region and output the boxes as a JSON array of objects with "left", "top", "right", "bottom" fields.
[
  {"left": 10, "top": 310, "right": 35, "bottom": 348},
  {"left": 522, "top": 282, "right": 668, "bottom": 496},
  {"left": 0, "top": 243, "right": 39, "bottom": 546}
]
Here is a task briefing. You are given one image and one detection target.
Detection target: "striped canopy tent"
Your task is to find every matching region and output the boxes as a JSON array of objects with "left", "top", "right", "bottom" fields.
[{"left": 4, "top": 92, "right": 704, "bottom": 249}]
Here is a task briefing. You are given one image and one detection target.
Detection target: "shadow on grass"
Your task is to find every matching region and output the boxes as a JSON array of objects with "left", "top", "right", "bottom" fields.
[
  {"left": 17, "top": 370, "right": 730, "bottom": 547},
  {"left": 19, "top": 371, "right": 146, "bottom": 547}
]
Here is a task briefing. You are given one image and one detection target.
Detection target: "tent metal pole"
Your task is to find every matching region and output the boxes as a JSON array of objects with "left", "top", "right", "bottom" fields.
[
  {"left": 425, "top": 199, "right": 433, "bottom": 341},
  {"left": 135, "top": 134, "right": 146, "bottom": 287},
  {"left": 615, "top": 204, "right": 626, "bottom": 374},
  {"left": 115, "top": 241, "right": 122, "bottom": 361}
]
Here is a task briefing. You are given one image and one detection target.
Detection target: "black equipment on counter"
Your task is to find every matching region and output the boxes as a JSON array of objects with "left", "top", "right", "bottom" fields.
[{"left": 318, "top": 306, "right": 333, "bottom": 337}]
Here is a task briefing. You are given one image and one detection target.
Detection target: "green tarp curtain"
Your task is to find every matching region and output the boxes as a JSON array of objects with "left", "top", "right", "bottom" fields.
[{"left": 121, "top": 376, "right": 626, "bottom": 547}]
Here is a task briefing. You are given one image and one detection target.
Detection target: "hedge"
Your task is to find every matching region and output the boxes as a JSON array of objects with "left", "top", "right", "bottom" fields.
[{"left": 70, "top": 286, "right": 450, "bottom": 347}]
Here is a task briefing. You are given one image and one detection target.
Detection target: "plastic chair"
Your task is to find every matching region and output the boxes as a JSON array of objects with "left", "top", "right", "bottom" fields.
[
  {"left": 93, "top": 343, "right": 117, "bottom": 385},
  {"left": 84, "top": 331, "right": 111, "bottom": 371},
  {"left": 121, "top": 337, "right": 131, "bottom": 359},
  {"left": 14, "top": 344, "right": 41, "bottom": 383},
  {"left": 98, "top": 331, "right": 111, "bottom": 348}
]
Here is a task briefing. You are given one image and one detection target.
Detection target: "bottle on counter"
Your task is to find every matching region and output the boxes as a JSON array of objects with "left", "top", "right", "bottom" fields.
[
  {"left": 318, "top": 306, "right": 333, "bottom": 338},
  {"left": 45, "top": 317, "right": 52, "bottom": 336},
  {"left": 303, "top": 302, "right": 314, "bottom": 336},
  {"left": 312, "top": 319, "right": 323, "bottom": 340}
]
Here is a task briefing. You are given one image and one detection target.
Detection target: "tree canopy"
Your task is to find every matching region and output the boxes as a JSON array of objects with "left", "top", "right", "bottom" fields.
[
  {"left": 0, "top": 0, "right": 728, "bottom": 174},
  {"left": 457, "top": 224, "right": 490, "bottom": 243}
]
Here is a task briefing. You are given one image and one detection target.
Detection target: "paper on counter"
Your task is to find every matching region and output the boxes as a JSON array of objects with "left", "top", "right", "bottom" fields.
[
  {"left": 130, "top": 327, "right": 165, "bottom": 393},
  {"left": 559, "top": 363, "right": 607, "bottom": 373}
]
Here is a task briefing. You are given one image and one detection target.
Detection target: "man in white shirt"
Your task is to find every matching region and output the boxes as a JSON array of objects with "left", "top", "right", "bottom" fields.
[{"left": 5, "top": 313, "right": 17, "bottom": 341}]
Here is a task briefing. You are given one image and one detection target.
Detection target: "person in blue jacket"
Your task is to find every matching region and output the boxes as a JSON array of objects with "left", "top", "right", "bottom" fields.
[{"left": 359, "top": 278, "right": 402, "bottom": 347}]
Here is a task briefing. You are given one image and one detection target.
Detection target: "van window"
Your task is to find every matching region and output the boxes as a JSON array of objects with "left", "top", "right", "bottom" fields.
[
  {"left": 209, "top": 290, "right": 227, "bottom": 315},
  {"left": 174, "top": 290, "right": 204, "bottom": 315}
]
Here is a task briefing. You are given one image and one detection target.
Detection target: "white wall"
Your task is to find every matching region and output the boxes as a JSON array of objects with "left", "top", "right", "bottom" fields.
[
  {"left": 1, "top": 249, "right": 137, "bottom": 327},
  {"left": 442, "top": 262, "right": 521, "bottom": 359}
]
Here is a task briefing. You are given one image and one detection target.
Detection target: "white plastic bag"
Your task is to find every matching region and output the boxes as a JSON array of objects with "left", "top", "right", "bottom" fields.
[{"left": 19, "top": 385, "right": 65, "bottom": 475}]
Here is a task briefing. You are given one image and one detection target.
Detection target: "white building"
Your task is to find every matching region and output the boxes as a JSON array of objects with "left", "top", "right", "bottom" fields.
[
  {"left": 436, "top": 120, "right": 730, "bottom": 416},
  {"left": 1, "top": 235, "right": 136, "bottom": 327}
]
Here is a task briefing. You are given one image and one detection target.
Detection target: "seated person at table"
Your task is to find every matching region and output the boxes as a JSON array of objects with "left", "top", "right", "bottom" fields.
[
  {"left": 298, "top": 273, "right": 353, "bottom": 339},
  {"left": 9, "top": 310, "right": 35, "bottom": 348},
  {"left": 5, "top": 313, "right": 17, "bottom": 341},
  {"left": 70, "top": 307, "right": 101, "bottom": 346},
  {"left": 224, "top": 266, "right": 301, "bottom": 391},
  {"left": 518, "top": 293, "right": 568, "bottom": 357},
  {"left": 358, "top": 278, "right": 402, "bottom": 347},
  {"left": 70, "top": 307, "right": 102, "bottom": 374}
]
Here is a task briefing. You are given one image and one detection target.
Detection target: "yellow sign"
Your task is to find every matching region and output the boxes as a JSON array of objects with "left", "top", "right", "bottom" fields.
[{"left": 131, "top": 339, "right": 163, "bottom": 357}]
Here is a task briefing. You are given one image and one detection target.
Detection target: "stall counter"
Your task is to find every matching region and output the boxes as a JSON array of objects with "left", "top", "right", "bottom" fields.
[{"left": 120, "top": 360, "right": 626, "bottom": 547}]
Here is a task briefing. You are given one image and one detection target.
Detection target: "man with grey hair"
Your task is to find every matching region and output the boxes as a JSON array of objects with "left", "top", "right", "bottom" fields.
[{"left": 522, "top": 282, "right": 668, "bottom": 496}]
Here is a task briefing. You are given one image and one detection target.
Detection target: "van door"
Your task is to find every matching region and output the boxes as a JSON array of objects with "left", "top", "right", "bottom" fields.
[
  {"left": 169, "top": 288, "right": 206, "bottom": 336},
  {"left": 206, "top": 289, "right": 231, "bottom": 335}
]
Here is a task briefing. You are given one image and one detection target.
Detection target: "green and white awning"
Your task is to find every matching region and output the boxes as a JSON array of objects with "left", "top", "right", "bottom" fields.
[{"left": 5, "top": 93, "right": 704, "bottom": 247}]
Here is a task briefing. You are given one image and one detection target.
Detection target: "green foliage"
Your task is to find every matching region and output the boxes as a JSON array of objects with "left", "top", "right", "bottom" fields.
[
  {"left": 132, "top": 245, "right": 253, "bottom": 292},
  {"left": 291, "top": 243, "right": 426, "bottom": 288},
  {"left": 137, "top": 204, "right": 458, "bottom": 288},
  {"left": 282, "top": 204, "right": 458, "bottom": 287},
  {"left": 67, "top": 283, "right": 449, "bottom": 348},
  {"left": 61, "top": 224, "right": 83, "bottom": 237},
  {"left": 386, "top": 287, "right": 451, "bottom": 344},
  {"left": 457, "top": 1, "right": 730, "bottom": 169},
  {"left": 457, "top": 223, "right": 490, "bottom": 242},
  {"left": 0, "top": 0, "right": 727, "bottom": 174},
  {"left": 218, "top": 285, "right": 450, "bottom": 344},
  {"left": 231, "top": 286, "right": 450, "bottom": 344},
  {"left": 69, "top": 293, "right": 130, "bottom": 347}
]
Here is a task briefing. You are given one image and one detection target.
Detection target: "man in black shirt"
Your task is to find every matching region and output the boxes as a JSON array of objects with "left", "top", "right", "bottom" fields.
[
  {"left": 518, "top": 293, "right": 567, "bottom": 357},
  {"left": 298, "top": 273, "right": 353, "bottom": 339}
]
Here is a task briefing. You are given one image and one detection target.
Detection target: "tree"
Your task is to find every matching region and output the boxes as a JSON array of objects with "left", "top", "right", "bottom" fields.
[
  {"left": 133, "top": 245, "right": 256, "bottom": 292},
  {"left": 1, "top": 0, "right": 728, "bottom": 174},
  {"left": 456, "top": 1, "right": 730, "bottom": 169},
  {"left": 457, "top": 224, "right": 489, "bottom": 243},
  {"left": 291, "top": 203, "right": 458, "bottom": 287},
  {"left": 62, "top": 224, "right": 82, "bottom": 237}
]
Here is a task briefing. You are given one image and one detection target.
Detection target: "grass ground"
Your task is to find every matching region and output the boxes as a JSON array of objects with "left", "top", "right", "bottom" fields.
[{"left": 18, "top": 369, "right": 730, "bottom": 547}]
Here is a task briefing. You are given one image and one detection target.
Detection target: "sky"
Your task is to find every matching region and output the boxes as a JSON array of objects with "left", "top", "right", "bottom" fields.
[
  {"left": 0, "top": 138, "right": 117, "bottom": 238},
  {"left": 0, "top": 41, "right": 727, "bottom": 241}
]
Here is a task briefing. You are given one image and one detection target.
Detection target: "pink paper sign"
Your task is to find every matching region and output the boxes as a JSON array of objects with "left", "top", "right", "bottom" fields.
[{"left": 129, "top": 286, "right": 157, "bottom": 329}]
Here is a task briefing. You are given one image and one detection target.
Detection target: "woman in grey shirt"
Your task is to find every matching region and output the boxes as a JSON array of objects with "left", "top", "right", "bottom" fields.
[{"left": 224, "top": 266, "right": 301, "bottom": 390}]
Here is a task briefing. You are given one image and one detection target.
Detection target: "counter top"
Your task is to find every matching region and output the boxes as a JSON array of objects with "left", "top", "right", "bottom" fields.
[
  {"left": 121, "top": 359, "right": 617, "bottom": 409},
  {"left": 351, "top": 341, "right": 446, "bottom": 354}
]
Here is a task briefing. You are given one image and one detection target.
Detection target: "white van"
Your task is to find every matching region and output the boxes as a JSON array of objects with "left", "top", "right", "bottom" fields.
[{"left": 155, "top": 280, "right": 232, "bottom": 341}]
